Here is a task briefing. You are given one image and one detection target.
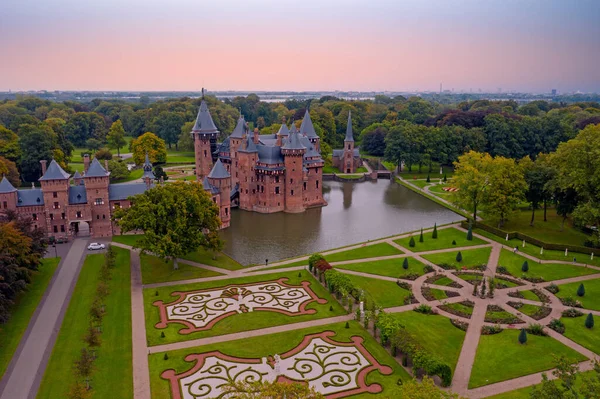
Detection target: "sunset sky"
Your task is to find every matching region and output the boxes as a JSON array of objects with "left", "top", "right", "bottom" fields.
[{"left": 1, "top": 0, "right": 599, "bottom": 92}]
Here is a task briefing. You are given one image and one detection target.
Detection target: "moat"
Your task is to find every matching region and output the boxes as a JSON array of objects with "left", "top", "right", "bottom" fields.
[{"left": 220, "top": 179, "right": 462, "bottom": 265}]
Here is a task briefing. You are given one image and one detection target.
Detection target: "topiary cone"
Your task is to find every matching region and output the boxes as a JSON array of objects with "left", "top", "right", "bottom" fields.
[
  {"left": 456, "top": 251, "right": 463, "bottom": 262},
  {"left": 522, "top": 261, "right": 529, "bottom": 273},
  {"left": 518, "top": 328, "right": 527, "bottom": 344},
  {"left": 419, "top": 228, "right": 424, "bottom": 243},
  {"left": 577, "top": 283, "right": 585, "bottom": 297},
  {"left": 432, "top": 223, "right": 438, "bottom": 239},
  {"left": 585, "top": 313, "right": 594, "bottom": 329},
  {"left": 402, "top": 258, "right": 409, "bottom": 270}
]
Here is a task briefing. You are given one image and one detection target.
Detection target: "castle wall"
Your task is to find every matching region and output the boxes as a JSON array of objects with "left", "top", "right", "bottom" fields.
[
  {"left": 40, "top": 179, "right": 70, "bottom": 240},
  {"left": 283, "top": 153, "right": 305, "bottom": 213},
  {"left": 194, "top": 135, "right": 213, "bottom": 180}
]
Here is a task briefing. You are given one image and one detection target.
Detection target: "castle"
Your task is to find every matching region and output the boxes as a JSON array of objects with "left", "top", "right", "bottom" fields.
[
  {"left": 331, "top": 111, "right": 362, "bottom": 173},
  {"left": 0, "top": 99, "right": 328, "bottom": 239}
]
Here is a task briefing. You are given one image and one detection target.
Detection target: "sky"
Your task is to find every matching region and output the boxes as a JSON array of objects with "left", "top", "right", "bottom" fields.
[{"left": 1, "top": 0, "right": 599, "bottom": 93}]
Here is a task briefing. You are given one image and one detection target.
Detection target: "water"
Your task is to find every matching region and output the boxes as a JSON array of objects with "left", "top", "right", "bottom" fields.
[{"left": 220, "top": 179, "right": 462, "bottom": 265}]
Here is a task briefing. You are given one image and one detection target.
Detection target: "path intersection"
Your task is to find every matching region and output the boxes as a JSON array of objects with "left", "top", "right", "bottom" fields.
[{"left": 113, "top": 224, "right": 600, "bottom": 399}]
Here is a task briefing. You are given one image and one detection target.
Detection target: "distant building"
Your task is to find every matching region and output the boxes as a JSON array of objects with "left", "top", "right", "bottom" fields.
[
  {"left": 332, "top": 111, "right": 362, "bottom": 173},
  {"left": 552, "top": 89, "right": 557, "bottom": 96}
]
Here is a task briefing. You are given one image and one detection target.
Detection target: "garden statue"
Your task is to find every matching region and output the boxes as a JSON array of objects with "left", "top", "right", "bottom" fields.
[
  {"left": 359, "top": 301, "right": 364, "bottom": 320},
  {"left": 505, "top": 234, "right": 509, "bottom": 241},
  {"left": 440, "top": 166, "right": 443, "bottom": 175},
  {"left": 273, "top": 354, "right": 281, "bottom": 376},
  {"left": 565, "top": 248, "right": 568, "bottom": 257},
  {"left": 522, "top": 240, "right": 525, "bottom": 248},
  {"left": 540, "top": 247, "right": 543, "bottom": 255}
]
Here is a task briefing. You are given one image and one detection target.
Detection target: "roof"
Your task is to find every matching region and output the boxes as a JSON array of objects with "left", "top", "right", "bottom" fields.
[
  {"left": 239, "top": 135, "right": 258, "bottom": 153},
  {"left": 142, "top": 153, "right": 155, "bottom": 180},
  {"left": 277, "top": 123, "right": 290, "bottom": 136},
  {"left": 230, "top": 115, "right": 247, "bottom": 138},
  {"left": 258, "top": 137, "right": 278, "bottom": 146},
  {"left": 0, "top": 176, "right": 17, "bottom": 193},
  {"left": 85, "top": 158, "right": 109, "bottom": 178},
  {"left": 68, "top": 185, "right": 87, "bottom": 204},
  {"left": 72, "top": 170, "right": 82, "bottom": 179},
  {"left": 216, "top": 137, "right": 231, "bottom": 155},
  {"left": 290, "top": 122, "right": 298, "bottom": 134},
  {"left": 108, "top": 183, "right": 150, "bottom": 201},
  {"left": 345, "top": 111, "right": 354, "bottom": 142},
  {"left": 282, "top": 131, "right": 306, "bottom": 151},
  {"left": 257, "top": 145, "right": 284, "bottom": 164},
  {"left": 333, "top": 148, "right": 360, "bottom": 158},
  {"left": 202, "top": 177, "right": 220, "bottom": 194},
  {"left": 208, "top": 159, "right": 230, "bottom": 179},
  {"left": 299, "top": 109, "right": 318, "bottom": 139},
  {"left": 16, "top": 189, "right": 44, "bottom": 207},
  {"left": 192, "top": 100, "right": 219, "bottom": 134},
  {"left": 39, "top": 160, "right": 70, "bottom": 181}
]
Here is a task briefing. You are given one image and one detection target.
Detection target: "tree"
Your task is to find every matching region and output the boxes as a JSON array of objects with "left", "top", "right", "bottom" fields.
[
  {"left": 94, "top": 148, "right": 112, "bottom": 160},
  {"left": 387, "top": 376, "right": 466, "bottom": 399},
  {"left": 403, "top": 258, "right": 409, "bottom": 270},
  {"left": 222, "top": 380, "right": 325, "bottom": 398},
  {"left": 554, "top": 188, "right": 578, "bottom": 231},
  {"left": 17, "top": 124, "right": 54, "bottom": 182},
  {"left": 450, "top": 151, "right": 492, "bottom": 222},
  {"left": 64, "top": 112, "right": 106, "bottom": 146},
  {"left": 107, "top": 159, "right": 130, "bottom": 181},
  {"left": 153, "top": 165, "right": 168, "bottom": 181},
  {"left": 130, "top": 132, "right": 167, "bottom": 165},
  {"left": 73, "top": 348, "right": 95, "bottom": 388},
  {"left": 85, "top": 138, "right": 102, "bottom": 153},
  {"left": 150, "top": 111, "right": 185, "bottom": 149},
  {"left": 106, "top": 120, "right": 127, "bottom": 156},
  {"left": 0, "top": 156, "right": 20, "bottom": 187},
  {"left": 484, "top": 156, "right": 527, "bottom": 227},
  {"left": 522, "top": 261, "right": 529, "bottom": 273},
  {"left": 177, "top": 121, "right": 195, "bottom": 152},
  {"left": 585, "top": 313, "right": 594, "bottom": 329},
  {"left": 577, "top": 284, "right": 585, "bottom": 297},
  {"left": 519, "top": 328, "right": 528, "bottom": 344},
  {"left": 432, "top": 223, "right": 438, "bottom": 239},
  {"left": 456, "top": 251, "right": 462, "bottom": 262},
  {"left": 466, "top": 224, "right": 473, "bottom": 241},
  {"left": 115, "top": 182, "right": 222, "bottom": 270},
  {"left": 409, "top": 237, "right": 416, "bottom": 248},
  {"left": 0, "top": 126, "right": 20, "bottom": 162},
  {"left": 419, "top": 228, "right": 424, "bottom": 242},
  {"left": 530, "top": 356, "right": 600, "bottom": 399},
  {"left": 67, "top": 381, "right": 92, "bottom": 399}
]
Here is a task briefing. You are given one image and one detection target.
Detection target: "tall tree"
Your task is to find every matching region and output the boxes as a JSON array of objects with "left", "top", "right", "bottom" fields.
[
  {"left": 129, "top": 132, "right": 167, "bottom": 165},
  {"left": 0, "top": 126, "right": 20, "bottom": 162},
  {"left": 17, "top": 124, "right": 54, "bottom": 182},
  {"left": 484, "top": 156, "right": 527, "bottom": 228},
  {"left": 450, "top": 151, "right": 493, "bottom": 222},
  {"left": 114, "top": 182, "right": 222, "bottom": 270},
  {"left": 150, "top": 111, "right": 185, "bottom": 149},
  {"left": 106, "top": 120, "right": 127, "bottom": 156}
]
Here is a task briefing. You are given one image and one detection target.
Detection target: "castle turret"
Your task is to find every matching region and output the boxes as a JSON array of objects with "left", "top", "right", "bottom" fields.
[
  {"left": 83, "top": 158, "right": 111, "bottom": 237},
  {"left": 207, "top": 159, "right": 231, "bottom": 228},
  {"left": 237, "top": 134, "right": 258, "bottom": 211},
  {"left": 192, "top": 91, "right": 219, "bottom": 181},
  {"left": 39, "top": 160, "right": 70, "bottom": 238},
  {"left": 142, "top": 153, "right": 155, "bottom": 189},
  {"left": 300, "top": 109, "right": 320, "bottom": 152},
  {"left": 0, "top": 176, "right": 18, "bottom": 215},
  {"left": 281, "top": 131, "right": 306, "bottom": 213},
  {"left": 276, "top": 119, "right": 289, "bottom": 146},
  {"left": 228, "top": 114, "right": 247, "bottom": 188},
  {"left": 343, "top": 111, "right": 355, "bottom": 173}
]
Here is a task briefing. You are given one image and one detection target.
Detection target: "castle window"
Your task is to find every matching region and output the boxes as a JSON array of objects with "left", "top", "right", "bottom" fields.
[
  {"left": 76, "top": 211, "right": 82, "bottom": 218},
  {"left": 53, "top": 225, "right": 58, "bottom": 233},
  {"left": 252, "top": 189, "right": 255, "bottom": 194},
  {"left": 95, "top": 198, "right": 104, "bottom": 205},
  {"left": 32, "top": 213, "right": 38, "bottom": 221},
  {"left": 275, "top": 187, "right": 280, "bottom": 194},
  {"left": 60, "top": 225, "right": 65, "bottom": 232},
  {"left": 291, "top": 190, "right": 294, "bottom": 196},
  {"left": 61, "top": 213, "right": 65, "bottom": 220},
  {"left": 290, "top": 178, "right": 293, "bottom": 184},
  {"left": 348, "top": 145, "right": 351, "bottom": 150},
  {"left": 275, "top": 176, "right": 279, "bottom": 183},
  {"left": 204, "top": 150, "right": 207, "bottom": 157},
  {"left": 316, "top": 180, "right": 319, "bottom": 188},
  {"left": 50, "top": 214, "right": 54, "bottom": 220},
  {"left": 2, "top": 201, "right": 6, "bottom": 209},
  {"left": 102, "top": 214, "right": 106, "bottom": 219},
  {"left": 303, "top": 182, "right": 307, "bottom": 190},
  {"left": 260, "top": 186, "right": 264, "bottom": 193},
  {"left": 236, "top": 172, "right": 238, "bottom": 177},
  {"left": 34, "top": 225, "right": 37, "bottom": 229},
  {"left": 53, "top": 192, "right": 57, "bottom": 198},
  {"left": 97, "top": 215, "right": 100, "bottom": 220},
  {"left": 225, "top": 208, "right": 229, "bottom": 216},
  {"left": 53, "top": 202, "right": 60, "bottom": 209},
  {"left": 245, "top": 189, "right": 248, "bottom": 194},
  {"left": 113, "top": 202, "right": 121, "bottom": 209}
]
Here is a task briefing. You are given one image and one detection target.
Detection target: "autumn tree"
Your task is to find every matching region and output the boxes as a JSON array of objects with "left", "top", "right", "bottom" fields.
[
  {"left": 115, "top": 181, "right": 222, "bottom": 270},
  {"left": 106, "top": 120, "right": 127, "bottom": 156},
  {"left": 129, "top": 132, "right": 167, "bottom": 165},
  {"left": 484, "top": 156, "right": 527, "bottom": 227},
  {"left": 0, "top": 156, "right": 20, "bottom": 187},
  {"left": 0, "top": 126, "right": 20, "bottom": 162},
  {"left": 450, "top": 151, "right": 493, "bottom": 222}
]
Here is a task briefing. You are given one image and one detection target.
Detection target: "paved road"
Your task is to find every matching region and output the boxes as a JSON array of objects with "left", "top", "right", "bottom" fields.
[{"left": 0, "top": 238, "right": 89, "bottom": 399}]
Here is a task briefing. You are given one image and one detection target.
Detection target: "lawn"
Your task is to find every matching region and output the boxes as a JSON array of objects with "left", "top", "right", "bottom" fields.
[
  {"left": 324, "top": 242, "right": 403, "bottom": 263},
  {"left": 112, "top": 234, "right": 243, "bottom": 271},
  {"left": 144, "top": 270, "right": 345, "bottom": 346},
  {"left": 166, "top": 151, "right": 195, "bottom": 164},
  {"left": 149, "top": 321, "right": 410, "bottom": 399},
  {"left": 345, "top": 274, "right": 411, "bottom": 307},
  {"left": 428, "top": 288, "right": 448, "bottom": 300},
  {"left": 139, "top": 254, "right": 223, "bottom": 285},
  {"left": 484, "top": 307, "right": 522, "bottom": 324},
  {"left": 410, "top": 180, "right": 430, "bottom": 189},
  {"left": 556, "top": 278, "right": 600, "bottom": 311},
  {"left": 439, "top": 301, "right": 474, "bottom": 317},
  {"left": 430, "top": 276, "right": 459, "bottom": 287},
  {"left": 395, "top": 227, "right": 486, "bottom": 252},
  {"left": 111, "top": 168, "right": 143, "bottom": 183},
  {"left": 456, "top": 273, "right": 483, "bottom": 284},
  {"left": 562, "top": 316, "right": 600, "bottom": 355},
  {"left": 37, "top": 247, "right": 132, "bottom": 399},
  {"left": 397, "top": 164, "right": 454, "bottom": 180},
  {"left": 498, "top": 249, "right": 598, "bottom": 282},
  {"left": 421, "top": 247, "right": 492, "bottom": 270},
  {"left": 486, "top": 370, "right": 597, "bottom": 399},
  {"left": 0, "top": 257, "right": 60, "bottom": 378},
  {"left": 469, "top": 330, "right": 587, "bottom": 388},
  {"left": 520, "top": 290, "right": 543, "bottom": 302},
  {"left": 391, "top": 312, "right": 465, "bottom": 372},
  {"left": 323, "top": 165, "right": 368, "bottom": 174},
  {"left": 493, "top": 276, "right": 520, "bottom": 288},
  {"left": 428, "top": 184, "right": 454, "bottom": 195},
  {"left": 333, "top": 257, "right": 429, "bottom": 279}
]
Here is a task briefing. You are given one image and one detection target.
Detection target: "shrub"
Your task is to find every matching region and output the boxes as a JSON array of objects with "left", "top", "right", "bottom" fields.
[
  {"left": 439, "top": 263, "right": 454, "bottom": 270},
  {"left": 526, "top": 323, "right": 547, "bottom": 336},
  {"left": 585, "top": 313, "right": 594, "bottom": 329},
  {"left": 546, "top": 283, "right": 559, "bottom": 294},
  {"left": 409, "top": 237, "right": 415, "bottom": 247},
  {"left": 562, "top": 308, "right": 583, "bottom": 318},
  {"left": 560, "top": 297, "right": 582, "bottom": 308},
  {"left": 160, "top": 331, "right": 165, "bottom": 338},
  {"left": 426, "top": 174, "right": 430, "bottom": 183},
  {"left": 329, "top": 305, "right": 333, "bottom": 311},
  {"left": 548, "top": 319, "right": 566, "bottom": 334},
  {"left": 298, "top": 272, "right": 302, "bottom": 277},
  {"left": 450, "top": 319, "right": 469, "bottom": 331},
  {"left": 414, "top": 304, "right": 433, "bottom": 314},
  {"left": 518, "top": 328, "right": 528, "bottom": 344},
  {"left": 456, "top": 251, "right": 462, "bottom": 262},
  {"left": 466, "top": 224, "right": 473, "bottom": 241},
  {"left": 497, "top": 266, "right": 510, "bottom": 275},
  {"left": 432, "top": 223, "right": 438, "bottom": 239},
  {"left": 308, "top": 254, "right": 325, "bottom": 271},
  {"left": 522, "top": 275, "right": 545, "bottom": 283},
  {"left": 403, "top": 273, "right": 421, "bottom": 281},
  {"left": 402, "top": 258, "right": 409, "bottom": 270},
  {"left": 423, "top": 265, "right": 434, "bottom": 273},
  {"left": 94, "top": 148, "right": 113, "bottom": 160},
  {"left": 163, "top": 353, "right": 168, "bottom": 360},
  {"left": 577, "top": 283, "right": 585, "bottom": 297},
  {"left": 521, "top": 261, "right": 529, "bottom": 273},
  {"left": 155, "top": 290, "right": 159, "bottom": 296},
  {"left": 451, "top": 240, "right": 456, "bottom": 245},
  {"left": 396, "top": 281, "right": 411, "bottom": 290},
  {"left": 315, "top": 259, "right": 332, "bottom": 272},
  {"left": 481, "top": 325, "right": 503, "bottom": 335},
  {"left": 419, "top": 228, "right": 424, "bottom": 243},
  {"left": 443, "top": 174, "right": 447, "bottom": 182},
  {"left": 345, "top": 322, "right": 349, "bottom": 329}
]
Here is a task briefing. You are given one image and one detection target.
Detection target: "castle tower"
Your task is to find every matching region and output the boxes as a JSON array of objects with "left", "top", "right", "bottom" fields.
[
  {"left": 228, "top": 114, "right": 247, "bottom": 188},
  {"left": 0, "top": 176, "right": 18, "bottom": 215},
  {"left": 83, "top": 158, "right": 111, "bottom": 237},
  {"left": 237, "top": 135, "right": 258, "bottom": 211},
  {"left": 141, "top": 152, "right": 155, "bottom": 189},
  {"left": 207, "top": 159, "right": 231, "bottom": 228},
  {"left": 276, "top": 119, "right": 289, "bottom": 146},
  {"left": 192, "top": 92, "right": 219, "bottom": 181},
  {"left": 281, "top": 130, "right": 306, "bottom": 213},
  {"left": 72, "top": 170, "right": 83, "bottom": 186},
  {"left": 300, "top": 109, "right": 320, "bottom": 152},
  {"left": 39, "top": 160, "right": 70, "bottom": 239},
  {"left": 343, "top": 111, "right": 355, "bottom": 173}
]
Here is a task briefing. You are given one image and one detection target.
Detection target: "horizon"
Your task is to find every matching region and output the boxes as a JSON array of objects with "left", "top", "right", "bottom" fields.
[{"left": 1, "top": 0, "right": 599, "bottom": 92}]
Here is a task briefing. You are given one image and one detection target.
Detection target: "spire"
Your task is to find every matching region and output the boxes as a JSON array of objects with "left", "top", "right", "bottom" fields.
[
  {"left": 39, "top": 159, "right": 70, "bottom": 181},
  {"left": 141, "top": 152, "right": 155, "bottom": 181},
  {"left": 277, "top": 121, "right": 290, "bottom": 136},
  {"left": 192, "top": 99, "right": 219, "bottom": 134},
  {"left": 345, "top": 111, "right": 354, "bottom": 142},
  {"left": 208, "top": 159, "right": 230, "bottom": 179},
  {"left": 282, "top": 130, "right": 306, "bottom": 151},
  {"left": 289, "top": 121, "right": 297, "bottom": 134},
  {"left": 84, "top": 158, "right": 109, "bottom": 178},
  {"left": 230, "top": 114, "right": 246, "bottom": 138},
  {"left": 143, "top": 152, "right": 152, "bottom": 172},
  {"left": 0, "top": 175, "right": 17, "bottom": 193},
  {"left": 299, "top": 109, "right": 318, "bottom": 139}
]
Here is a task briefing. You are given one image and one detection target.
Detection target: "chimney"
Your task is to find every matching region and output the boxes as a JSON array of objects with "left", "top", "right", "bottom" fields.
[
  {"left": 253, "top": 128, "right": 259, "bottom": 144},
  {"left": 104, "top": 159, "right": 109, "bottom": 172},
  {"left": 83, "top": 154, "right": 90, "bottom": 173},
  {"left": 40, "top": 160, "right": 47, "bottom": 175}
]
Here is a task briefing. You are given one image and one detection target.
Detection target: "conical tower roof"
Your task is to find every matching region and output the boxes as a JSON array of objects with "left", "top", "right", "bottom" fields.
[
  {"left": 0, "top": 176, "right": 17, "bottom": 193},
  {"left": 299, "top": 109, "right": 318, "bottom": 139},
  {"left": 230, "top": 115, "right": 247, "bottom": 138},
  {"left": 192, "top": 100, "right": 219, "bottom": 134},
  {"left": 289, "top": 122, "right": 298, "bottom": 134},
  {"left": 239, "top": 134, "right": 258, "bottom": 153},
  {"left": 72, "top": 170, "right": 82, "bottom": 179},
  {"left": 277, "top": 122, "right": 290, "bottom": 136},
  {"left": 345, "top": 111, "right": 354, "bottom": 142},
  {"left": 142, "top": 153, "right": 155, "bottom": 180},
  {"left": 282, "top": 131, "right": 306, "bottom": 151},
  {"left": 39, "top": 160, "right": 70, "bottom": 181},
  {"left": 208, "top": 159, "right": 230, "bottom": 179},
  {"left": 85, "top": 158, "right": 109, "bottom": 178}
]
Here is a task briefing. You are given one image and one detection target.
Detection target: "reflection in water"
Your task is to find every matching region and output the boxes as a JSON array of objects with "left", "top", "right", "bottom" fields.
[{"left": 220, "top": 179, "right": 462, "bottom": 265}]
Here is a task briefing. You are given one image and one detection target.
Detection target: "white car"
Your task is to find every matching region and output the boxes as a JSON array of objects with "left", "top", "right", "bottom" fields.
[{"left": 87, "top": 243, "right": 105, "bottom": 250}]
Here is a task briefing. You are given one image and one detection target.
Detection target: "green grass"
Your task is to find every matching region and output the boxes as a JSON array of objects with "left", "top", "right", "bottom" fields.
[
  {"left": 111, "top": 168, "right": 143, "bottom": 183},
  {"left": 484, "top": 308, "right": 522, "bottom": 324},
  {"left": 556, "top": 278, "right": 600, "bottom": 311},
  {"left": 149, "top": 320, "right": 410, "bottom": 399},
  {"left": 38, "top": 247, "right": 132, "bottom": 399},
  {"left": 410, "top": 180, "right": 430, "bottom": 189},
  {"left": 334, "top": 257, "right": 429, "bottom": 279},
  {"left": 382, "top": 161, "right": 395, "bottom": 171},
  {"left": 520, "top": 290, "right": 543, "bottom": 302},
  {"left": 165, "top": 151, "right": 195, "bottom": 164},
  {"left": 345, "top": 274, "right": 411, "bottom": 307},
  {"left": 430, "top": 276, "right": 457, "bottom": 286},
  {"left": 112, "top": 234, "right": 243, "bottom": 271},
  {"left": 144, "top": 270, "right": 345, "bottom": 345},
  {"left": 456, "top": 273, "right": 483, "bottom": 283},
  {"left": 394, "top": 227, "right": 486, "bottom": 252},
  {"left": 498, "top": 249, "right": 598, "bottom": 281},
  {"left": 562, "top": 316, "right": 600, "bottom": 355},
  {"left": 493, "top": 277, "right": 520, "bottom": 288},
  {"left": 324, "top": 242, "right": 403, "bottom": 263},
  {"left": 440, "top": 302, "right": 474, "bottom": 316},
  {"left": 322, "top": 165, "right": 368, "bottom": 174},
  {"left": 486, "top": 370, "right": 597, "bottom": 399},
  {"left": 428, "top": 184, "right": 454, "bottom": 195},
  {"left": 394, "top": 177, "right": 470, "bottom": 219},
  {"left": 139, "top": 254, "right": 223, "bottom": 285},
  {"left": 428, "top": 288, "right": 448, "bottom": 300},
  {"left": 397, "top": 164, "right": 454, "bottom": 180},
  {"left": 516, "top": 304, "right": 545, "bottom": 318},
  {"left": 469, "top": 329, "right": 587, "bottom": 388},
  {"left": 0, "top": 258, "right": 60, "bottom": 378},
  {"left": 391, "top": 312, "right": 465, "bottom": 371},
  {"left": 421, "top": 247, "right": 492, "bottom": 270}
]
